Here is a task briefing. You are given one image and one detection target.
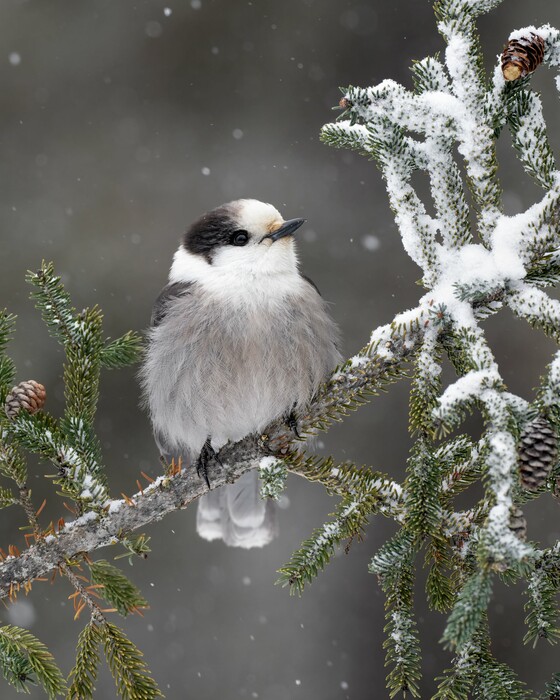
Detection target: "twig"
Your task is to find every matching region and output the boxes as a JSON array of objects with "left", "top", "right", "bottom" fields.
[{"left": 61, "top": 563, "right": 105, "bottom": 624}]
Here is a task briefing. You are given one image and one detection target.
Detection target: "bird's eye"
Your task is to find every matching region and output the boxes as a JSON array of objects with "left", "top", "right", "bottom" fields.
[{"left": 231, "top": 230, "right": 249, "bottom": 246}]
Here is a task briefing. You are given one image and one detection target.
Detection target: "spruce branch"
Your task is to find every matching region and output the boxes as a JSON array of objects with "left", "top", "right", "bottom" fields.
[
  {"left": 18, "top": 483, "right": 43, "bottom": 543},
  {"left": 284, "top": 451, "right": 405, "bottom": 517},
  {"left": 62, "top": 305, "right": 104, "bottom": 429},
  {"left": 405, "top": 439, "right": 442, "bottom": 539},
  {"left": 539, "top": 349, "right": 560, "bottom": 419},
  {"left": 67, "top": 620, "right": 102, "bottom": 700},
  {"left": 4, "top": 410, "right": 110, "bottom": 509},
  {"left": 509, "top": 285, "right": 560, "bottom": 342},
  {"left": 524, "top": 564, "right": 560, "bottom": 647},
  {"left": 435, "top": 623, "right": 530, "bottom": 700},
  {"left": 101, "top": 622, "right": 162, "bottom": 700},
  {"left": 442, "top": 570, "right": 493, "bottom": 651},
  {"left": 370, "top": 532, "right": 421, "bottom": 697},
  {"left": 276, "top": 482, "right": 383, "bottom": 595},
  {"left": 436, "top": 1, "right": 502, "bottom": 242},
  {"left": 433, "top": 640, "right": 477, "bottom": 700},
  {"left": 473, "top": 644, "right": 530, "bottom": 699},
  {"left": 258, "top": 456, "right": 288, "bottom": 500},
  {"left": 0, "top": 434, "right": 27, "bottom": 487},
  {"left": 506, "top": 88, "right": 556, "bottom": 188},
  {"left": 438, "top": 436, "right": 481, "bottom": 499},
  {"left": 2, "top": 2, "right": 560, "bottom": 698},
  {"left": 0, "top": 310, "right": 16, "bottom": 404},
  {"left": 88, "top": 560, "right": 148, "bottom": 617},
  {"left": 425, "top": 535, "right": 456, "bottom": 613},
  {"left": 0, "top": 625, "right": 66, "bottom": 698},
  {"left": 64, "top": 566, "right": 162, "bottom": 699},
  {"left": 0, "top": 486, "right": 18, "bottom": 509},
  {"left": 61, "top": 564, "right": 107, "bottom": 624},
  {"left": 542, "top": 672, "right": 560, "bottom": 700},
  {"left": 27, "top": 262, "right": 79, "bottom": 348},
  {"left": 99, "top": 332, "right": 143, "bottom": 370}
]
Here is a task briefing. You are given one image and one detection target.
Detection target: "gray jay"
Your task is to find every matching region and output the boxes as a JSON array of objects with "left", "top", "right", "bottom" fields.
[{"left": 140, "top": 199, "right": 341, "bottom": 547}]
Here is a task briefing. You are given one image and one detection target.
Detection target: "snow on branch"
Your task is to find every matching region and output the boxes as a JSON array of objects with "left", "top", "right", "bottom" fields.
[
  {"left": 2, "top": 4, "right": 560, "bottom": 699},
  {"left": 320, "top": 6, "right": 560, "bottom": 696}
]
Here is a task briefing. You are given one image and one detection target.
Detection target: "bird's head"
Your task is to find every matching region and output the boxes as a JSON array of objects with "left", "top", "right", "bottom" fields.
[{"left": 180, "top": 199, "right": 306, "bottom": 274}]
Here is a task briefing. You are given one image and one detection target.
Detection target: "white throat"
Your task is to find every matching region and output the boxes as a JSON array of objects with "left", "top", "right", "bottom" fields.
[{"left": 169, "top": 244, "right": 305, "bottom": 303}]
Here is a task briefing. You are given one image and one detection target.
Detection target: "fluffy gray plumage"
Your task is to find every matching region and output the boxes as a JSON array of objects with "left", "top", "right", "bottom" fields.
[{"left": 140, "top": 199, "right": 341, "bottom": 548}]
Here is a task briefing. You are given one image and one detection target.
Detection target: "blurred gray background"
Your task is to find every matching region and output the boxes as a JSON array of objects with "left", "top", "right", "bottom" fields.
[{"left": 1, "top": 0, "right": 559, "bottom": 698}]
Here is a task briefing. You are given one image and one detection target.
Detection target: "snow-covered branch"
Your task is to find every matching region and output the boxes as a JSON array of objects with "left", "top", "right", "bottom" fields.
[
  {"left": 321, "top": 8, "right": 560, "bottom": 696},
  {"left": 2, "top": 5, "right": 560, "bottom": 699}
]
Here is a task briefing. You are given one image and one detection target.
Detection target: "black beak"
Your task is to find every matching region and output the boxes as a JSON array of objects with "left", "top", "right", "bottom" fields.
[{"left": 264, "top": 218, "right": 306, "bottom": 242}]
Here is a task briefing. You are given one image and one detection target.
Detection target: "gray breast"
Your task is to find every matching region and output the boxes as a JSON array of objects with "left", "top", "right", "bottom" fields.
[{"left": 140, "top": 280, "right": 341, "bottom": 457}]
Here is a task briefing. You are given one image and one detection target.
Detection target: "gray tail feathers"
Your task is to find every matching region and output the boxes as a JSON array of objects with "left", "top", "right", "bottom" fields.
[{"left": 196, "top": 471, "right": 278, "bottom": 548}]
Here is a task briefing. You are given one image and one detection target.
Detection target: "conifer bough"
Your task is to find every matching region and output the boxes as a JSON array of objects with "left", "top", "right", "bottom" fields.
[{"left": 1, "top": 2, "right": 560, "bottom": 698}]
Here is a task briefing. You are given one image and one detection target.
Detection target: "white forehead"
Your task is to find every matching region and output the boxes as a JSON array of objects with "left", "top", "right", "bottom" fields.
[{"left": 234, "top": 199, "right": 283, "bottom": 232}]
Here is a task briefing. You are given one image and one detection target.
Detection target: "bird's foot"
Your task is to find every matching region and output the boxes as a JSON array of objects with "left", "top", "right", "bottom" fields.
[
  {"left": 286, "top": 411, "right": 300, "bottom": 439},
  {"left": 196, "top": 438, "right": 222, "bottom": 489}
]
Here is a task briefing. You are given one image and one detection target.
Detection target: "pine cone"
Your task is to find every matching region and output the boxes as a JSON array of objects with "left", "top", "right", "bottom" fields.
[
  {"left": 518, "top": 415, "right": 558, "bottom": 492},
  {"left": 4, "top": 380, "right": 46, "bottom": 419},
  {"left": 509, "top": 506, "right": 527, "bottom": 542},
  {"left": 501, "top": 32, "right": 545, "bottom": 81}
]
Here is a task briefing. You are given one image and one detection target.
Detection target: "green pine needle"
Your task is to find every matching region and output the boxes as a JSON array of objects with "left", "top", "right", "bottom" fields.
[
  {"left": 26, "top": 262, "right": 78, "bottom": 349},
  {"left": 371, "top": 532, "right": 421, "bottom": 698},
  {"left": 0, "top": 625, "right": 66, "bottom": 698},
  {"left": 434, "top": 651, "right": 476, "bottom": 700},
  {"left": 0, "top": 486, "right": 18, "bottom": 509},
  {"left": 541, "top": 671, "right": 560, "bottom": 700},
  {"left": 506, "top": 89, "right": 557, "bottom": 189},
  {"left": 0, "top": 3, "right": 558, "bottom": 699},
  {"left": 0, "top": 309, "right": 16, "bottom": 402},
  {"left": 435, "top": 625, "right": 530, "bottom": 700},
  {"left": 63, "top": 305, "right": 104, "bottom": 424},
  {"left": 425, "top": 537, "right": 457, "bottom": 613},
  {"left": 67, "top": 620, "right": 102, "bottom": 700},
  {"left": 442, "top": 571, "right": 493, "bottom": 650},
  {"left": 89, "top": 561, "right": 148, "bottom": 617},
  {"left": 0, "top": 309, "right": 16, "bottom": 355},
  {"left": 0, "top": 439, "right": 27, "bottom": 488},
  {"left": 405, "top": 440, "right": 442, "bottom": 538},
  {"left": 101, "top": 622, "right": 163, "bottom": 700},
  {"left": 523, "top": 556, "right": 560, "bottom": 647},
  {"left": 100, "top": 332, "right": 143, "bottom": 369},
  {"left": 277, "top": 490, "right": 377, "bottom": 595}
]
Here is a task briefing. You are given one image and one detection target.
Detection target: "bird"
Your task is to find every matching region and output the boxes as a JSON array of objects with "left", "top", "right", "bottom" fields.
[{"left": 140, "top": 199, "right": 341, "bottom": 548}]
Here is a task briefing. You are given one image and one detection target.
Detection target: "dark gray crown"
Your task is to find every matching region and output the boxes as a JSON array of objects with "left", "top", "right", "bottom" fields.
[{"left": 183, "top": 204, "right": 238, "bottom": 261}]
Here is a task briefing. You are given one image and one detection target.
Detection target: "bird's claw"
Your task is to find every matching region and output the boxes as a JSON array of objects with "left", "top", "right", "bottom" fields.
[
  {"left": 286, "top": 411, "right": 300, "bottom": 438},
  {"left": 196, "top": 438, "right": 222, "bottom": 489}
]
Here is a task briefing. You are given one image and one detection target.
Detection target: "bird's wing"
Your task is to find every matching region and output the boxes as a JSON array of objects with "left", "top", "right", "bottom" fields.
[
  {"left": 301, "top": 274, "right": 321, "bottom": 296},
  {"left": 301, "top": 274, "right": 342, "bottom": 356},
  {"left": 150, "top": 281, "right": 193, "bottom": 327}
]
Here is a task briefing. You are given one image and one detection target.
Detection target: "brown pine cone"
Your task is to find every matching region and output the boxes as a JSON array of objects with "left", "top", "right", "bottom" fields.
[
  {"left": 518, "top": 415, "right": 558, "bottom": 492},
  {"left": 4, "top": 380, "right": 46, "bottom": 419},
  {"left": 509, "top": 506, "right": 527, "bottom": 542},
  {"left": 501, "top": 32, "right": 545, "bottom": 81}
]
